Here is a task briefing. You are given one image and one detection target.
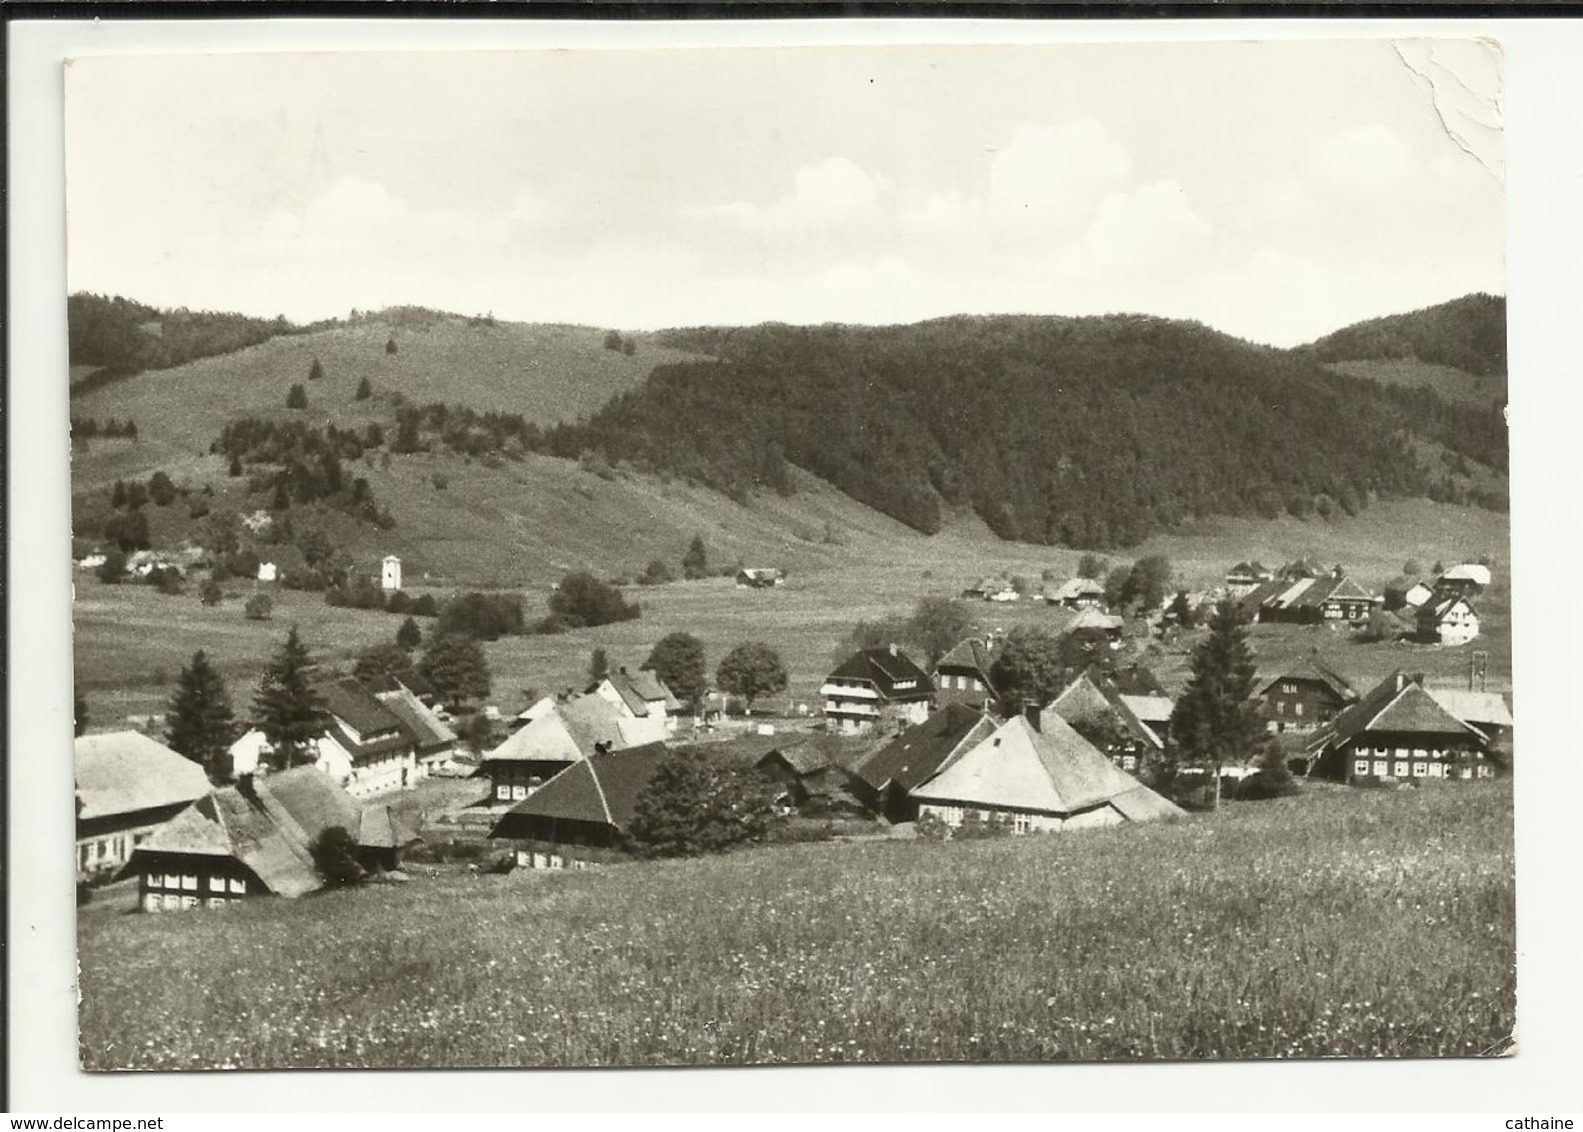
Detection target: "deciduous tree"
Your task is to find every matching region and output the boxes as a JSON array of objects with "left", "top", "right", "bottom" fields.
[
  {"left": 420, "top": 633, "right": 491, "bottom": 710},
  {"left": 645, "top": 632, "right": 708, "bottom": 712},
  {"left": 715, "top": 641, "right": 788, "bottom": 714}
]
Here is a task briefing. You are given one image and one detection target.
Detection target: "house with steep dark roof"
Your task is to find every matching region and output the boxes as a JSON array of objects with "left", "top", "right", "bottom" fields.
[
  {"left": 488, "top": 742, "right": 669, "bottom": 866},
  {"left": 1252, "top": 570, "right": 1377, "bottom": 624},
  {"left": 932, "top": 637, "right": 1000, "bottom": 710},
  {"left": 754, "top": 739, "right": 854, "bottom": 810},
  {"left": 75, "top": 731, "right": 211, "bottom": 882},
  {"left": 126, "top": 767, "right": 416, "bottom": 911},
  {"left": 1307, "top": 671, "right": 1496, "bottom": 784},
  {"left": 1044, "top": 671, "right": 1166, "bottom": 775},
  {"left": 1416, "top": 593, "right": 1480, "bottom": 646},
  {"left": 1382, "top": 576, "right": 1434, "bottom": 612},
  {"left": 820, "top": 645, "right": 935, "bottom": 734},
  {"left": 312, "top": 676, "right": 418, "bottom": 798},
  {"left": 372, "top": 681, "right": 458, "bottom": 774},
  {"left": 910, "top": 713, "right": 1183, "bottom": 834},
  {"left": 1257, "top": 652, "right": 1359, "bottom": 734},
  {"left": 848, "top": 703, "right": 997, "bottom": 821}
]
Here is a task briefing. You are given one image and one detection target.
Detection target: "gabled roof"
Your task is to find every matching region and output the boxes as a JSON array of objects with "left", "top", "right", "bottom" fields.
[
  {"left": 1383, "top": 575, "right": 1427, "bottom": 595},
  {"left": 1419, "top": 594, "right": 1478, "bottom": 624},
  {"left": 827, "top": 647, "right": 933, "bottom": 695},
  {"left": 136, "top": 767, "right": 372, "bottom": 898},
  {"left": 850, "top": 703, "right": 996, "bottom": 793},
  {"left": 1431, "top": 690, "right": 1513, "bottom": 730},
  {"left": 629, "top": 668, "right": 682, "bottom": 710},
  {"left": 374, "top": 684, "right": 457, "bottom": 752},
  {"left": 1118, "top": 695, "right": 1174, "bottom": 727},
  {"left": 934, "top": 637, "right": 997, "bottom": 680},
  {"left": 490, "top": 743, "right": 669, "bottom": 836},
  {"left": 316, "top": 676, "right": 405, "bottom": 738},
  {"left": 1257, "top": 653, "right": 1358, "bottom": 701},
  {"left": 1310, "top": 672, "right": 1487, "bottom": 752},
  {"left": 1227, "top": 561, "right": 1272, "bottom": 579},
  {"left": 1067, "top": 607, "right": 1123, "bottom": 632},
  {"left": 358, "top": 804, "right": 421, "bottom": 850},
  {"left": 1441, "top": 564, "right": 1492, "bottom": 586},
  {"left": 757, "top": 742, "right": 833, "bottom": 778},
  {"left": 75, "top": 731, "right": 210, "bottom": 822},
  {"left": 486, "top": 694, "right": 641, "bottom": 764},
  {"left": 910, "top": 715, "right": 1182, "bottom": 821},
  {"left": 1046, "top": 577, "right": 1106, "bottom": 602}
]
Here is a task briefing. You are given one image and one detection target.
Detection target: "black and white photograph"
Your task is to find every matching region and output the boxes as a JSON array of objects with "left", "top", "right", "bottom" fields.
[{"left": 58, "top": 33, "right": 1522, "bottom": 1076}]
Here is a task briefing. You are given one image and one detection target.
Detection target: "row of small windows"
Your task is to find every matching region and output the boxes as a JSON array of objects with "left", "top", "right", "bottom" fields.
[
  {"left": 942, "top": 674, "right": 984, "bottom": 692},
  {"left": 145, "top": 873, "right": 247, "bottom": 895},
  {"left": 1354, "top": 759, "right": 1494, "bottom": 779},
  {"left": 77, "top": 830, "right": 152, "bottom": 868},
  {"left": 143, "top": 893, "right": 235, "bottom": 912}
]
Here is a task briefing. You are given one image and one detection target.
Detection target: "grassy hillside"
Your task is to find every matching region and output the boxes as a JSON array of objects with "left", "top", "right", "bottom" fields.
[
  {"left": 1324, "top": 358, "right": 1505, "bottom": 409},
  {"left": 73, "top": 494, "right": 1511, "bottom": 725},
  {"left": 68, "top": 314, "right": 704, "bottom": 483},
  {"left": 76, "top": 780, "right": 1515, "bottom": 1069}
]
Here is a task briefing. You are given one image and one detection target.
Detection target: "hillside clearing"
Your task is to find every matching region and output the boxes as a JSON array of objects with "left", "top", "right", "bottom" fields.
[{"left": 77, "top": 780, "right": 1516, "bottom": 1070}]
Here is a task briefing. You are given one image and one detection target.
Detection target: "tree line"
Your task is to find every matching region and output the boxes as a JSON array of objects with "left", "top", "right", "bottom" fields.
[{"left": 67, "top": 293, "right": 299, "bottom": 392}]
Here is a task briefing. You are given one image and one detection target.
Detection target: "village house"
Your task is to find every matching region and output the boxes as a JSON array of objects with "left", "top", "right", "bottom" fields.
[
  {"left": 1248, "top": 569, "right": 1377, "bottom": 624},
  {"left": 1043, "top": 577, "right": 1106, "bottom": 610},
  {"left": 1065, "top": 606, "right": 1126, "bottom": 650},
  {"left": 126, "top": 767, "right": 417, "bottom": 911},
  {"left": 848, "top": 703, "right": 998, "bottom": 822},
  {"left": 736, "top": 567, "right": 785, "bottom": 588},
  {"left": 482, "top": 692, "right": 645, "bottom": 802},
  {"left": 931, "top": 637, "right": 1000, "bottom": 710},
  {"left": 592, "top": 666, "right": 681, "bottom": 738},
  {"left": 754, "top": 738, "right": 854, "bottom": 811},
  {"left": 1431, "top": 689, "right": 1514, "bottom": 752},
  {"left": 1382, "top": 575, "right": 1435, "bottom": 612},
  {"left": 1434, "top": 563, "right": 1492, "bottom": 598},
  {"left": 372, "top": 680, "right": 458, "bottom": 776},
  {"left": 312, "top": 677, "right": 419, "bottom": 798},
  {"left": 75, "top": 731, "right": 212, "bottom": 882},
  {"left": 820, "top": 645, "right": 935, "bottom": 734},
  {"left": 909, "top": 712, "right": 1183, "bottom": 834},
  {"left": 1416, "top": 593, "right": 1481, "bottom": 646},
  {"left": 1258, "top": 652, "right": 1359, "bottom": 734},
  {"left": 1307, "top": 671, "right": 1498, "bottom": 785},
  {"left": 489, "top": 742, "right": 669, "bottom": 867},
  {"left": 1045, "top": 673, "right": 1162, "bottom": 774},
  {"left": 1224, "top": 561, "right": 1274, "bottom": 597}
]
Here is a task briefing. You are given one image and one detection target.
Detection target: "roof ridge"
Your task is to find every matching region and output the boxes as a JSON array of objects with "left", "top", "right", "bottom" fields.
[{"left": 583, "top": 759, "right": 616, "bottom": 826}]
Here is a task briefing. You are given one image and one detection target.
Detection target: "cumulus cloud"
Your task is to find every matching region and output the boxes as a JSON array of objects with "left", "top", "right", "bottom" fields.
[
  {"left": 697, "top": 157, "right": 891, "bottom": 237},
  {"left": 1310, "top": 123, "right": 1421, "bottom": 195},
  {"left": 250, "top": 176, "right": 497, "bottom": 259},
  {"left": 987, "top": 119, "right": 1131, "bottom": 218}
]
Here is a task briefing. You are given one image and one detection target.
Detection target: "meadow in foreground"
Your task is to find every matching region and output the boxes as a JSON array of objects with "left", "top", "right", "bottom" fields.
[{"left": 77, "top": 781, "right": 1515, "bottom": 1070}]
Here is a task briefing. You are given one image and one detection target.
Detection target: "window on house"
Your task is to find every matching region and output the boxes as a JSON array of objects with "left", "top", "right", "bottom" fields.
[
  {"left": 497, "top": 784, "right": 511, "bottom": 801},
  {"left": 1373, "top": 760, "right": 1388, "bottom": 777},
  {"left": 1276, "top": 702, "right": 1284, "bottom": 714},
  {"left": 1013, "top": 814, "right": 1033, "bottom": 835},
  {"left": 1354, "top": 760, "right": 1370, "bottom": 777},
  {"left": 1393, "top": 761, "right": 1409, "bottom": 778},
  {"left": 182, "top": 895, "right": 199, "bottom": 909},
  {"left": 512, "top": 785, "right": 527, "bottom": 800},
  {"left": 1428, "top": 763, "right": 1444, "bottom": 778},
  {"left": 1295, "top": 703, "right": 1304, "bottom": 717},
  {"left": 165, "top": 873, "right": 181, "bottom": 889},
  {"left": 1478, "top": 765, "right": 1493, "bottom": 778},
  {"left": 209, "top": 875, "right": 225, "bottom": 892},
  {"left": 142, "top": 893, "right": 161, "bottom": 913},
  {"left": 1412, "top": 761, "right": 1427, "bottom": 777},
  {"left": 1413, "top": 749, "right": 1427, "bottom": 760},
  {"left": 229, "top": 878, "right": 245, "bottom": 894},
  {"left": 162, "top": 893, "right": 180, "bottom": 911},
  {"left": 182, "top": 875, "right": 198, "bottom": 891}
]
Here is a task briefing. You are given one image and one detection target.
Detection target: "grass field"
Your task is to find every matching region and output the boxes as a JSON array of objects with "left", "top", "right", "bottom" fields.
[
  {"left": 76, "top": 779, "right": 1515, "bottom": 1070},
  {"left": 1324, "top": 358, "right": 1506, "bottom": 408}
]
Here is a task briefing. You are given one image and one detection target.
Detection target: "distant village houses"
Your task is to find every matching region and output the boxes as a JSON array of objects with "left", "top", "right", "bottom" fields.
[
  {"left": 1043, "top": 577, "right": 1106, "bottom": 610},
  {"left": 735, "top": 567, "right": 785, "bottom": 589}
]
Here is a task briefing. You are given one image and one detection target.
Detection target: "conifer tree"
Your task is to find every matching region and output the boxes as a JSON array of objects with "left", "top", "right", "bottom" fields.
[
  {"left": 589, "top": 647, "right": 610, "bottom": 685},
  {"left": 309, "top": 357, "right": 324, "bottom": 381},
  {"left": 252, "top": 626, "right": 327, "bottom": 769},
  {"left": 355, "top": 376, "right": 372, "bottom": 401},
  {"left": 166, "top": 649, "right": 238, "bottom": 782},
  {"left": 395, "top": 616, "right": 422, "bottom": 651},
  {"left": 1167, "top": 600, "right": 1264, "bottom": 809},
  {"left": 682, "top": 534, "right": 709, "bottom": 580},
  {"left": 286, "top": 383, "right": 308, "bottom": 409}
]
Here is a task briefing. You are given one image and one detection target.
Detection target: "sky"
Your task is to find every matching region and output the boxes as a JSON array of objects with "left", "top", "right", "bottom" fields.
[{"left": 63, "top": 37, "right": 1505, "bottom": 347}]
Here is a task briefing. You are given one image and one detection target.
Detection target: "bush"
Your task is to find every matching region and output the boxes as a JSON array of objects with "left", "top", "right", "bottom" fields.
[
  {"left": 97, "top": 550, "right": 127, "bottom": 584},
  {"left": 627, "top": 751, "right": 778, "bottom": 858},
  {"left": 437, "top": 592, "right": 524, "bottom": 640},
  {"left": 309, "top": 825, "right": 365, "bottom": 887},
  {"left": 639, "top": 559, "right": 675, "bottom": 586},
  {"left": 286, "top": 383, "right": 308, "bottom": 410},
  {"left": 409, "top": 593, "right": 439, "bottom": 618},
  {"left": 244, "top": 593, "right": 273, "bottom": 621},
  {"left": 548, "top": 571, "right": 640, "bottom": 627},
  {"left": 200, "top": 579, "right": 224, "bottom": 606}
]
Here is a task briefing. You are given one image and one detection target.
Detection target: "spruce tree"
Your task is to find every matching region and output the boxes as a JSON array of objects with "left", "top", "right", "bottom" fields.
[
  {"left": 589, "top": 647, "right": 610, "bottom": 684},
  {"left": 286, "top": 383, "right": 308, "bottom": 410},
  {"left": 309, "top": 357, "right": 324, "bottom": 381},
  {"left": 1167, "top": 600, "right": 1264, "bottom": 809},
  {"left": 682, "top": 534, "right": 709, "bottom": 580},
  {"left": 355, "top": 376, "right": 372, "bottom": 401},
  {"left": 253, "top": 626, "right": 327, "bottom": 769},
  {"left": 166, "top": 649, "right": 238, "bottom": 782},
  {"left": 395, "top": 616, "right": 422, "bottom": 651}
]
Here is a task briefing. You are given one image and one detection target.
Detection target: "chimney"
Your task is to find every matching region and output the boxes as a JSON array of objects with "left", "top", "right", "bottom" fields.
[
  {"left": 1395, "top": 672, "right": 1406, "bottom": 692},
  {"left": 889, "top": 643, "right": 899, "bottom": 657}
]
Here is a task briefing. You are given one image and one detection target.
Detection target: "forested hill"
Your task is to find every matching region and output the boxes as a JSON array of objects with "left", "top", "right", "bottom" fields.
[
  {"left": 68, "top": 293, "right": 302, "bottom": 393},
  {"left": 1303, "top": 293, "right": 1506, "bottom": 377},
  {"left": 547, "top": 314, "right": 1507, "bottom": 550}
]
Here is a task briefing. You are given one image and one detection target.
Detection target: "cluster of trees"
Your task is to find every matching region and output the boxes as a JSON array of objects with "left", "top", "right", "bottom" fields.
[
  {"left": 390, "top": 401, "right": 545, "bottom": 459},
  {"left": 67, "top": 293, "right": 299, "bottom": 391},
  {"left": 638, "top": 535, "right": 712, "bottom": 587},
  {"left": 540, "top": 315, "right": 1486, "bottom": 547},
  {"left": 108, "top": 472, "right": 179, "bottom": 510},
  {"left": 547, "top": 572, "right": 641, "bottom": 630},
  {"left": 70, "top": 417, "right": 138, "bottom": 441},
  {"left": 1101, "top": 555, "right": 1174, "bottom": 613},
  {"left": 210, "top": 418, "right": 393, "bottom": 528},
  {"left": 324, "top": 580, "right": 439, "bottom": 618},
  {"left": 626, "top": 750, "right": 777, "bottom": 858},
  {"left": 836, "top": 595, "right": 976, "bottom": 669},
  {"left": 602, "top": 330, "right": 639, "bottom": 356}
]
